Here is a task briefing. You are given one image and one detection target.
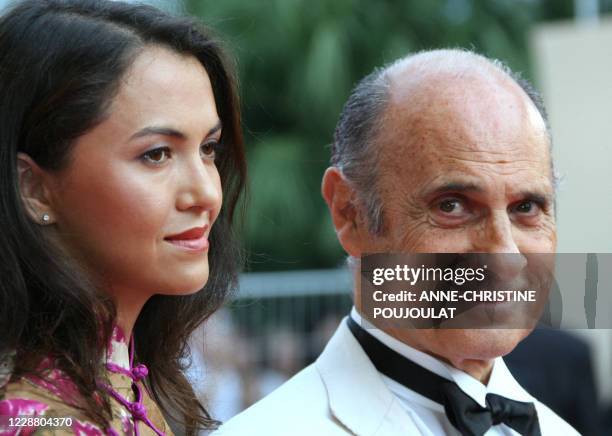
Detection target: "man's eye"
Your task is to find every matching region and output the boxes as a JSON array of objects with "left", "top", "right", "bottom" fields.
[
  {"left": 438, "top": 199, "right": 465, "bottom": 214},
  {"left": 512, "top": 201, "right": 540, "bottom": 215},
  {"left": 142, "top": 147, "right": 171, "bottom": 164},
  {"left": 200, "top": 141, "right": 218, "bottom": 160}
]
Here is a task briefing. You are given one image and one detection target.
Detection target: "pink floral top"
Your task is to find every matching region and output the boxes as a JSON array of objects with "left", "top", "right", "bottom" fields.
[{"left": 0, "top": 328, "right": 173, "bottom": 436}]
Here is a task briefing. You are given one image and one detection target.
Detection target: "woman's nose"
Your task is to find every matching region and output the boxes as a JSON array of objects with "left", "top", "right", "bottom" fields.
[{"left": 176, "top": 159, "right": 221, "bottom": 213}]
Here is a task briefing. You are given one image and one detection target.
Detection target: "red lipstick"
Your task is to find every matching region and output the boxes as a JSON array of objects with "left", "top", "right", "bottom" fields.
[{"left": 165, "top": 226, "right": 209, "bottom": 252}]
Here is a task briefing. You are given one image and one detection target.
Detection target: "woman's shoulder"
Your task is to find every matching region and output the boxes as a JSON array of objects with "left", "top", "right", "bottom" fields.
[
  {"left": 1, "top": 375, "right": 69, "bottom": 413},
  {"left": 1, "top": 374, "right": 103, "bottom": 435},
  {"left": 1, "top": 357, "right": 87, "bottom": 410}
]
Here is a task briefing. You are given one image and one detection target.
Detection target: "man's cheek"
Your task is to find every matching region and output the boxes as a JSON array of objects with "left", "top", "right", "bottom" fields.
[
  {"left": 396, "top": 220, "right": 445, "bottom": 251},
  {"left": 429, "top": 231, "right": 472, "bottom": 252},
  {"left": 516, "top": 224, "right": 557, "bottom": 252}
]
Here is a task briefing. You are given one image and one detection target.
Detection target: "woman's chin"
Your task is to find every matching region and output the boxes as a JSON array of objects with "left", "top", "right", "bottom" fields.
[
  {"left": 167, "top": 257, "right": 210, "bottom": 293},
  {"left": 154, "top": 267, "right": 210, "bottom": 296},
  {"left": 171, "top": 275, "right": 209, "bottom": 295}
]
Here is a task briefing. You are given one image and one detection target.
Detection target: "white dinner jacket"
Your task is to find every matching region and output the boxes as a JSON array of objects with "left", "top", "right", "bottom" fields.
[{"left": 213, "top": 319, "right": 577, "bottom": 436}]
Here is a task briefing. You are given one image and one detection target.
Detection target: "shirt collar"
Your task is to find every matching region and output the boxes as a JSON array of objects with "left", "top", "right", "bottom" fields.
[
  {"left": 351, "top": 307, "right": 534, "bottom": 408},
  {"left": 106, "top": 324, "right": 131, "bottom": 371}
]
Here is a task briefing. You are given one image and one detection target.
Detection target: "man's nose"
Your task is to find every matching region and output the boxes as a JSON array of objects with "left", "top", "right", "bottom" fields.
[
  {"left": 476, "top": 210, "right": 519, "bottom": 252},
  {"left": 475, "top": 211, "right": 527, "bottom": 281},
  {"left": 176, "top": 159, "right": 221, "bottom": 212}
]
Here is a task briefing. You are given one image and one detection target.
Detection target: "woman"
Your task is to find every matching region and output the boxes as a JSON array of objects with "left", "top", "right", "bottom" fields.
[{"left": 0, "top": 0, "right": 246, "bottom": 434}]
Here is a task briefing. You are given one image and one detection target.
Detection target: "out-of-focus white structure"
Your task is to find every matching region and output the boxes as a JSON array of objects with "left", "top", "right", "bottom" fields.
[
  {"left": 531, "top": 17, "right": 612, "bottom": 399},
  {"left": 532, "top": 20, "right": 612, "bottom": 254}
]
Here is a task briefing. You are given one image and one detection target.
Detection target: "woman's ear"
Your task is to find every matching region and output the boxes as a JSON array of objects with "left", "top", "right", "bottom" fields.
[
  {"left": 321, "top": 167, "right": 367, "bottom": 257},
  {"left": 16, "top": 152, "right": 56, "bottom": 225}
]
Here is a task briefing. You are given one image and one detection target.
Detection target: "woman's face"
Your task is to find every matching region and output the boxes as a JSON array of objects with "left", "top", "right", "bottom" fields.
[{"left": 46, "top": 46, "right": 222, "bottom": 300}]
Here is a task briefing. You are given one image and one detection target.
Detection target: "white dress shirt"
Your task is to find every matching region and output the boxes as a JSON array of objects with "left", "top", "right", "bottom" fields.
[{"left": 350, "top": 308, "right": 579, "bottom": 436}]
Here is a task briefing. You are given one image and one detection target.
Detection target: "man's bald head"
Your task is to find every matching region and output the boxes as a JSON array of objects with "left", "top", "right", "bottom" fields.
[
  {"left": 324, "top": 50, "right": 557, "bottom": 367},
  {"left": 331, "top": 49, "right": 552, "bottom": 236}
]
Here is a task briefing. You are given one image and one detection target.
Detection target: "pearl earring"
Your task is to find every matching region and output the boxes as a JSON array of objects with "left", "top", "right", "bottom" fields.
[{"left": 41, "top": 213, "right": 50, "bottom": 223}]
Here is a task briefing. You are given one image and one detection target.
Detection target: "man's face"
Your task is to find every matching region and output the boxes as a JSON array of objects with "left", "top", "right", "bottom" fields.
[{"left": 361, "top": 71, "right": 556, "bottom": 364}]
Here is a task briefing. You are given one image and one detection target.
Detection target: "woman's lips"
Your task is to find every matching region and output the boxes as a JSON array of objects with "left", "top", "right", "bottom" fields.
[{"left": 164, "top": 226, "right": 209, "bottom": 252}]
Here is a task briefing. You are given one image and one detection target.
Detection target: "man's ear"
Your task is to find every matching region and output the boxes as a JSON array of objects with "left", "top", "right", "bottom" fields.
[
  {"left": 17, "top": 152, "right": 56, "bottom": 225},
  {"left": 321, "top": 167, "right": 365, "bottom": 257}
]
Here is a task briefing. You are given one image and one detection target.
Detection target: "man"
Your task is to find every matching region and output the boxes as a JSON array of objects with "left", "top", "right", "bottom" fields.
[{"left": 216, "top": 49, "right": 578, "bottom": 435}]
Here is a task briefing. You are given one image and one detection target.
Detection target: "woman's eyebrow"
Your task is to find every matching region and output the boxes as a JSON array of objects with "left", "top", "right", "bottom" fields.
[
  {"left": 129, "top": 120, "right": 222, "bottom": 141},
  {"left": 207, "top": 120, "right": 222, "bottom": 136}
]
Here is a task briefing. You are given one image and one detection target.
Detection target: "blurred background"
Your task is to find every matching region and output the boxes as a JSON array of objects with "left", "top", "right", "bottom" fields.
[
  {"left": 158, "top": 0, "right": 612, "bottom": 434},
  {"left": 2, "top": 0, "right": 609, "bottom": 433}
]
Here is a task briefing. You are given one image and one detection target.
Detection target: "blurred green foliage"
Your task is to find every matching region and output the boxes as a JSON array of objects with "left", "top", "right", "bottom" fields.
[{"left": 185, "top": 0, "right": 600, "bottom": 272}]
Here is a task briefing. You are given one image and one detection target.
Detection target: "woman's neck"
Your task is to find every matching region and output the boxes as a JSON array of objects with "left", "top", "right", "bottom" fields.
[{"left": 113, "top": 291, "right": 150, "bottom": 341}]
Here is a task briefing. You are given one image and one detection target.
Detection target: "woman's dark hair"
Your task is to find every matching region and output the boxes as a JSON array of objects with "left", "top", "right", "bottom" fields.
[{"left": 0, "top": 0, "right": 246, "bottom": 433}]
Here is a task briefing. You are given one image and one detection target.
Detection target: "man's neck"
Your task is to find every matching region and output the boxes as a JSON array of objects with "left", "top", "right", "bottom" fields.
[
  {"left": 383, "top": 327, "right": 494, "bottom": 384},
  {"left": 444, "top": 356, "right": 494, "bottom": 384},
  {"left": 352, "top": 307, "right": 495, "bottom": 384}
]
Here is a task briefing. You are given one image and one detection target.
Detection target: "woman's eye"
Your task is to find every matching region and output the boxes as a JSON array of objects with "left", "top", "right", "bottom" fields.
[
  {"left": 200, "top": 141, "right": 218, "bottom": 160},
  {"left": 142, "top": 147, "right": 171, "bottom": 164}
]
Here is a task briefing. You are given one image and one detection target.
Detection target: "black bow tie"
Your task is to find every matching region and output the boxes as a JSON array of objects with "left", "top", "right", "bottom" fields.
[
  {"left": 442, "top": 383, "right": 541, "bottom": 436},
  {"left": 347, "top": 317, "right": 541, "bottom": 436}
]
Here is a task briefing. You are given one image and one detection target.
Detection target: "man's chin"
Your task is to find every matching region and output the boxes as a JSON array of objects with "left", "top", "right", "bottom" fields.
[
  {"left": 435, "top": 328, "right": 532, "bottom": 362},
  {"left": 435, "top": 300, "right": 542, "bottom": 331}
]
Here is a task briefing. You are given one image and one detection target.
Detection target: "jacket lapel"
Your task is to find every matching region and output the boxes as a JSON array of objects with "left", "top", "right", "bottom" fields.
[{"left": 315, "top": 319, "right": 422, "bottom": 435}]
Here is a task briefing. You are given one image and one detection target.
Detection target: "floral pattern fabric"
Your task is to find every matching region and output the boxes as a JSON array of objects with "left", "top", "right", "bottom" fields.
[{"left": 0, "top": 328, "right": 173, "bottom": 436}]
